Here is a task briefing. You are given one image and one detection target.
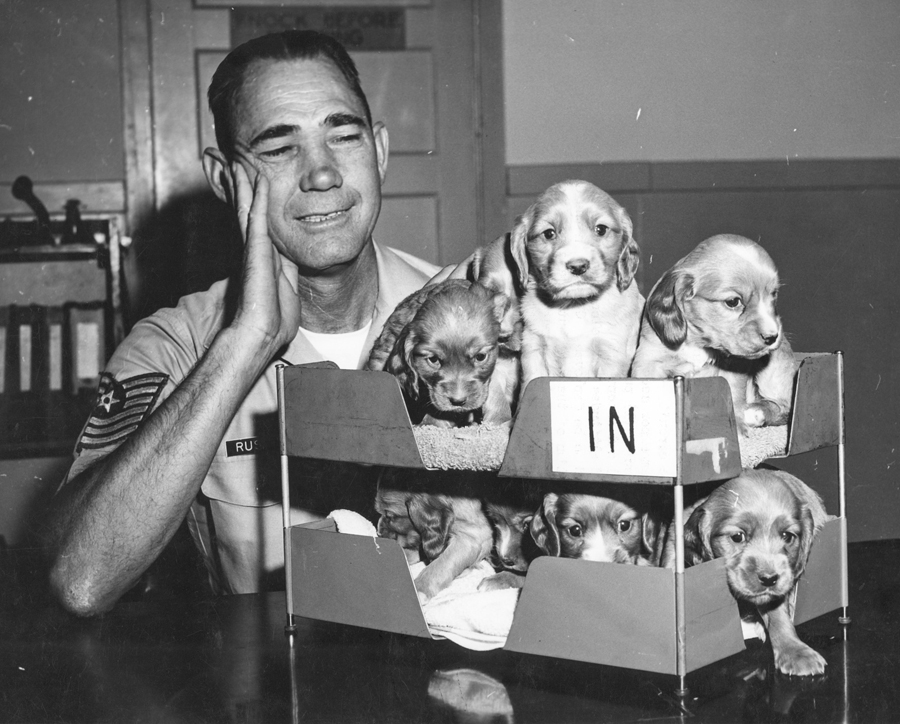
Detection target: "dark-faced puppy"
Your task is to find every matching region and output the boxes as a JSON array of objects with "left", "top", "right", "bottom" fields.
[
  {"left": 374, "top": 470, "right": 494, "bottom": 603},
  {"left": 530, "top": 487, "right": 667, "bottom": 566},
  {"left": 683, "top": 468, "right": 828, "bottom": 676},
  {"left": 631, "top": 234, "right": 798, "bottom": 435},
  {"left": 366, "top": 279, "right": 512, "bottom": 427},
  {"left": 511, "top": 181, "right": 645, "bottom": 392},
  {"left": 477, "top": 479, "right": 543, "bottom": 591}
]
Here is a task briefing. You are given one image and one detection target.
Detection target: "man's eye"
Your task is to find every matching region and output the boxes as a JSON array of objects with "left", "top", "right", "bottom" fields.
[
  {"left": 724, "top": 297, "right": 743, "bottom": 309},
  {"left": 595, "top": 224, "right": 609, "bottom": 237},
  {"left": 259, "top": 146, "right": 291, "bottom": 159},
  {"left": 333, "top": 133, "right": 362, "bottom": 143},
  {"left": 566, "top": 524, "right": 583, "bottom": 538},
  {"left": 541, "top": 228, "right": 556, "bottom": 240},
  {"left": 730, "top": 531, "right": 746, "bottom": 543}
]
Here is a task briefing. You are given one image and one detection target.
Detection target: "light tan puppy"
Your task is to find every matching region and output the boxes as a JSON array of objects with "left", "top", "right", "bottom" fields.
[
  {"left": 631, "top": 234, "right": 797, "bottom": 434},
  {"left": 510, "top": 181, "right": 644, "bottom": 394},
  {"left": 682, "top": 468, "right": 828, "bottom": 676}
]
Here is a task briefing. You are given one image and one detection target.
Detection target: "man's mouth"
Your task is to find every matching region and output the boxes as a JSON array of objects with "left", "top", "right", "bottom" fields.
[{"left": 298, "top": 208, "right": 348, "bottom": 223}]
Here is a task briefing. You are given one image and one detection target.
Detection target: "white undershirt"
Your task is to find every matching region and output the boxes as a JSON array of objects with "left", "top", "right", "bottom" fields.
[{"left": 297, "top": 320, "right": 373, "bottom": 370}]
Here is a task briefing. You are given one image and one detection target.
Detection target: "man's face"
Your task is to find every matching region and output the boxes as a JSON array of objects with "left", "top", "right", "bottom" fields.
[{"left": 230, "top": 57, "right": 387, "bottom": 273}]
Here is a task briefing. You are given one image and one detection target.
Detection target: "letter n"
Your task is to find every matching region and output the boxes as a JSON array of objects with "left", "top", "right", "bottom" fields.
[{"left": 609, "top": 406, "right": 636, "bottom": 454}]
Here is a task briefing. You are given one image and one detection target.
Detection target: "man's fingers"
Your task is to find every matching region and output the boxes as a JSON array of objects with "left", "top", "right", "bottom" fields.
[
  {"left": 247, "top": 173, "right": 269, "bottom": 250},
  {"left": 232, "top": 162, "right": 253, "bottom": 240}
]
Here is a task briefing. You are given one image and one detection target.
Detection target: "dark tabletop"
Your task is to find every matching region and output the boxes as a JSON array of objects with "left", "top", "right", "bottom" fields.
[{"left": 2, "top": 540, "right": 900, "bottom": 724}]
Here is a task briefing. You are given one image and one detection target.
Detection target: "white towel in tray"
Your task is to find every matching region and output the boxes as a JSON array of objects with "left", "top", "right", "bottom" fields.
[{"left": 409, "top": 560, "right": 520, "bottom": 651}]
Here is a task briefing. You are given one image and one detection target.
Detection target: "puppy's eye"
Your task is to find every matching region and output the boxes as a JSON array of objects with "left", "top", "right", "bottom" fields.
[
  {"left": 781, "top": 531, "right": 797, "bottom": 544},
  {"left": 566, "top": 524, "right": 583, "bottom": 538},
  {"left": 724, "top": 297, "right": 743, "bottom": 310},
  {"left": 730, "top": 531, "right": 746, "bottom": 543},
  {"left": 617, "top": 519, "right": 633, "bottom": 533},
  {"left": 423, "top": 354, "right": 441, "bottom": 368},
  {"left": 473, "top": 352, "right": 488, "bottom": 363},
  {"left": 595, "top": 224, "right": 609, "bottom": 237},
  {"left": 541, "top": 228, "right": 556, "bottom": 241}
]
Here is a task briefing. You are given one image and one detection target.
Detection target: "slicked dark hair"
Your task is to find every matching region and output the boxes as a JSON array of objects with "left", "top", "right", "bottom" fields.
[{"left": 208, "top": 30, "right": 372, "bottom": 156}]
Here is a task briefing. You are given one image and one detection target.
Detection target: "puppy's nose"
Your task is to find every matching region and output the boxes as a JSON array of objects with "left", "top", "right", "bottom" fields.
[
  {"left": 566, "top": 258, "right": 590, "bottom": 276},
  {"left": 447, "top": 394, "right": 468, "bottom": 407},
  {"left": 758, "top": 572, "right": 780, "bottom": 587},
  {"left": 761, "top": 332, "right": 779, "bottom": 346}
]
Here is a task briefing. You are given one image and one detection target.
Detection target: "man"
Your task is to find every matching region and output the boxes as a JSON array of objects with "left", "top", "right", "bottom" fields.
[{"left": 45, "top": 30, "right": 443, "bottom": 614}]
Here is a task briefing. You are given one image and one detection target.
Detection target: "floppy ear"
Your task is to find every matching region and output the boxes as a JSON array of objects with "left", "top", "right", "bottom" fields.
[
  {"left": 640, "top": 508, "right": 666, "bottom": 566},
  {"left": 683, "top": 505, "right": 716, "bottom": 566},
  {"left": 646, "top": 268, "right": 694, "bottom": 348},
  {"left": 615, "top": 210, "right": 641, "bottom": 291},
  {"left": 530, "top": 493, "right": 561, "bottom": 557},
  {"left": 794, "top": 504, "right": 817, "bottom": 577},
  {"left": 407, "top": 494, "right": 453, "bottom": 562},
  {"left": 490, "top": 291, "right": 511, "bottom": 327},
  {"left": 509, "top": 215, "right": 532, "bottom": 289},
  {"left": 385, "top": 326, "right": 420, "bottom": 399}
]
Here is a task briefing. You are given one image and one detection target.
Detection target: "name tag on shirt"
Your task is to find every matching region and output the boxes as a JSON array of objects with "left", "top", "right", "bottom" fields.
[{"left": 226, "top": 437, "right": 261, "bottom": 457}]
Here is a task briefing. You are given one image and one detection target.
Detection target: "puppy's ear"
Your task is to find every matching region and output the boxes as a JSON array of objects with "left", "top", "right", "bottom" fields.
[
  {"left": 640, "top": 508, "right": 666, "bottom": 566},
  {"left": 407, "top": 494, "right": 453, "bottom": 562},
  {"left": 509, "top": 215, "right": 532, "bottom": 289},
  {"left": 683, "top": 505, "right": 715, "bottom": 566},
  {"left": 490, "top": 291, "right": 510, "bottom": 327},
  {"left": 530, "top": 493, "right": 561, "bottom": 557},
  {"left": 615, "top": 210, "right": 640, "bottom": 291},
  {"left": 386, "top": 327, "right": 421, "bottom": 399},
  {"left": 794, "top": 504, "right": 818, "bottom": 577},
  {"left": 647, "top": 268, "right": 694, "bottom": 347}
]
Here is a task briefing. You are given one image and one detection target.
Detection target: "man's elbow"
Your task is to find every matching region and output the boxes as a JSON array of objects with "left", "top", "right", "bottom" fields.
[{"left": 48, "top": 558, "right": 119, "bottom": 617}]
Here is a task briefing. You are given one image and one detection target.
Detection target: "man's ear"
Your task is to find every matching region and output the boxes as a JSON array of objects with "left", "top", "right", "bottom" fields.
[
  {"left": 372, "top": 122, "right": 389, "bottom": 186},
  {"left": 202, "top": 147, "right": 233, "bottom": 205}
]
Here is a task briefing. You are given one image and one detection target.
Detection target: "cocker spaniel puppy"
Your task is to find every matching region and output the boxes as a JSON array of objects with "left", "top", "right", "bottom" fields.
[
  {"left": 529, "top": 488, "right": 667, "bottom": 566},
  {"left": 510, "top": 181, "right": 645, "bottom": 393},
  {"left": 374, "top": 470, "right": 494, "bottom": 602},
  {"left": 631, "top": 234, "right": 798, "bottom": 435},
  {"left": 365, "top": 279, "right": 513, "bottom": 427},
  {"left": 683, "top": 468, "right": 828, "bottom": 676}
]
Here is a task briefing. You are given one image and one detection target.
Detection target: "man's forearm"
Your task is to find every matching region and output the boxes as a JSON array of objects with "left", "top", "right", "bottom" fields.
[{"left": 47, "top": 327, "right": 274, "bottom": 615}]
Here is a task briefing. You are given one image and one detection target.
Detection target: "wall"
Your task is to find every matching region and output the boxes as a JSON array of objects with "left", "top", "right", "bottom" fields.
[
  {"left": 503, "top": 0, "right": 900, "bottom": 164},
  {"left": 502, "top": 1, "right": 900, "bottom": 542},
  {"left": 0, "top": 0, "right": 124, "bottom": 197}
]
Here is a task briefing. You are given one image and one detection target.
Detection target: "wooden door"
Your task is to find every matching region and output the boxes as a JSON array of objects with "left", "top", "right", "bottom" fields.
[{"left": 122, "top": 0, "right": 504, "bottom": 311}]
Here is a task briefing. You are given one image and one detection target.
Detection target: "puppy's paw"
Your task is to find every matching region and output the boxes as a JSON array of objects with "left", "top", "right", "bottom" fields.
[
  {"left": 743, "top": 405, "right": 768, "bottom": 428},
  {"left": 477, "top": 572, "right": 525, "bottom": 592},
  {"left": 774, "top": 642, "right": 827, "bottom": 676}
]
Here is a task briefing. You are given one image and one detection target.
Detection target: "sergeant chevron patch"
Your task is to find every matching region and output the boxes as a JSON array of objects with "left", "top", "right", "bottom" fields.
[{"left": 76, "top": 372, "right": 168, "bottom": 451}]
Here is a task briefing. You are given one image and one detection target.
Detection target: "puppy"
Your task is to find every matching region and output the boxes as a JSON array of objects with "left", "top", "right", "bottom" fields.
[
  {"left": 683, "top": 468, "right": 828, "bottom": 676},
  {"left": 374, "top": 470, "right": 494, "bottom": 602},
  {"left": 510, "top": 181, "right": 644, "bottom": 392},
  {"left": 365, "top": 279, "right": 512, "bottom": 427},
  {"left": 631, "top": 234, "right": 798, "bottom": 435},
  {"left": 530, "top": 489, "right": 667, "bottom": 565},
  {"left": 477, "top": 479, "right": 543, "bottom": 591}
]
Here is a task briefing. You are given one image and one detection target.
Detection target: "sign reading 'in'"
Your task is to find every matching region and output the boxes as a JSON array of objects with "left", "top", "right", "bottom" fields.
[{"left": 549, "top": 380, "right": 677, "bottom": 477}]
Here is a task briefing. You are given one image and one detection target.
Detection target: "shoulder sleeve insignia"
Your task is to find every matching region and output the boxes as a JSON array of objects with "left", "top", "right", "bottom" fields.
[{"left": 75, "top": 372, "right": 169, "bottom": 452}]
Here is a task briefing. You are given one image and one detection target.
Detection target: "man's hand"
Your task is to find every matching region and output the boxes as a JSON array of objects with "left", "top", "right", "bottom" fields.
[{"left": 231, "top": 162, "right": 301, "bottom": 353}]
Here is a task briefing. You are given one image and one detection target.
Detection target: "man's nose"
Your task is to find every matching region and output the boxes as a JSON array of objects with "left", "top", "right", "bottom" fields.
[{"left": 300, "top": 147, "right": 342, "bottom": 191}]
